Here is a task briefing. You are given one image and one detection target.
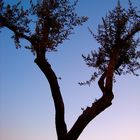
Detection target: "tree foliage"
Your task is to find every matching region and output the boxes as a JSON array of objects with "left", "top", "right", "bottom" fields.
[
  {"left": 81, "top": 0, "right": 140, "bottom": 85},
  {"left": 0, "top": 0, "right": 87, "bottom": 51},
  {"left": 1, "top": 0, "right": 140, "bottom": 140},
  {"left": 0, "top": 1, "right": 88, "bottom": 139}
]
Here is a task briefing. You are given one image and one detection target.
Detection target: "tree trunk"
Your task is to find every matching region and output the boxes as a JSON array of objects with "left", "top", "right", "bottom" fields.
[
  {"left": 34, "top": 49, "right": 67, "bottom": 140},
  {"left": 34, "top": 52, "right": 114, "bottom": 140},
  {"left": 66, "top": 93, "right": 114, "bottom": 140},
  {"left": 34, "top": 47, "right": 116, "bottom": 140}
]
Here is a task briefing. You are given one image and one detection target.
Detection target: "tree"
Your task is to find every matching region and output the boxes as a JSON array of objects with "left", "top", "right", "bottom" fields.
[
  {"left": 0, "top": 0, "right": 140, "bottom": 140},
  {"left": 81, "top": 0, "right": 140, "bottom": 137},
  {"left": 82, "top": 0, "right": 140, "bottom": 86}
]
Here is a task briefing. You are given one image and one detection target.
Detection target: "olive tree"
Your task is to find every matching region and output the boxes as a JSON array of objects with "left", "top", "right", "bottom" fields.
[
  {"left": 0, "top": 0, "right": 140, "bottom": 140},
  {"left": 81, "top": 1, "right": 140, "bottom": 139},
  {"left": 0, "top": 0, "right": 87, "bottom": 139}
]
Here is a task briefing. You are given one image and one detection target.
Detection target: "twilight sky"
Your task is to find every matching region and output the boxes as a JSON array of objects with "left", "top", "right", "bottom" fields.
[{"left": 0, "top": 0, "right": 140, "bottom": 140}]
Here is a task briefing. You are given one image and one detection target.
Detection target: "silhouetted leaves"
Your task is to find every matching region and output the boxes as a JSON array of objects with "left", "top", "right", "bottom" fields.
[
  {"left": 82, "top": 0, "right": 140, "bottom": 85},
  {"left": 0, "top": 0, "right": 88, "bottom": 52}
]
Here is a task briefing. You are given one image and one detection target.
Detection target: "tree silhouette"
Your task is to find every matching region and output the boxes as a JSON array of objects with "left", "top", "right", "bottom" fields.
[
  {"left": 82, "top": 0, "right": 140, "bottom": 87},
  {"left": 80, "top": 1, "right": 140, "bottom": 138},
  {"left": 0, "top": 0, "right": 140, "bottom": 140}
]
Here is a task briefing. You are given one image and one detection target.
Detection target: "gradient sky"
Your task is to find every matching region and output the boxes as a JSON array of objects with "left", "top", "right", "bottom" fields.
[{"left": 0, "top": 0, "right": 140, "bottom": 140}]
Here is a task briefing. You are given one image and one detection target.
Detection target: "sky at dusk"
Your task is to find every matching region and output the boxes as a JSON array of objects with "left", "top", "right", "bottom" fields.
[{"left": 0, "top": 0, "right": 140, "bottom": 140}]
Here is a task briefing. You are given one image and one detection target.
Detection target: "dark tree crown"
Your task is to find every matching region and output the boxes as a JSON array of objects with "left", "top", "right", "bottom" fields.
[
  {"left": 0, "top": 0, "right": 88, "bottom": 52},
  {"left": 81, "top": 0, "right": 140, "bottom": 85}
]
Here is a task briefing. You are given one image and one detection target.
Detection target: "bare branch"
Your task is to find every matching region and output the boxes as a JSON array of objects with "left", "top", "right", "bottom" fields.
[
  {"left": 98, "top": 71, "right": 106, "bottom": 95},
  {"left": 67, "top": 93, "right": 114, "bottom": 140}
]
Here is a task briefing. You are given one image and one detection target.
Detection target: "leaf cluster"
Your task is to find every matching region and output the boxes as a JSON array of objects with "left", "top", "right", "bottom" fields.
[
  {"left": 29, "top": 0, "right": 87, "bottom": 52},
  {"left": 0, "top": 0, "right": 88, "bottom": 52},
  {"left": 0, "top": 0, "right": 31, "bottom": 48},
  {"left": 82, "top": 0, "right": 140, "bottom": 85}
]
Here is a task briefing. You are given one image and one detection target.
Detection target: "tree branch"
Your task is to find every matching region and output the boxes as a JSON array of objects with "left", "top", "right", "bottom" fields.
[
  {"left": 67, "top": 48, "right": 119, "bottom": 140},
  {"left": 0, "top": 15, "right": 32, "bottom": 43},
  {"left": 105, "top": 46, "right": 120, "bottom": 91},
  {"left": 67, "top": 93, "right": 114, "bottom": 140},
  {"left": 98, "top": 71, "right": 106, "bottom": 95},
  {"left": 124, "top": 22, "right": 140, "bottom": 41},
  {"left": 34, "top": 51, "right": 67, "bottom": 140}
]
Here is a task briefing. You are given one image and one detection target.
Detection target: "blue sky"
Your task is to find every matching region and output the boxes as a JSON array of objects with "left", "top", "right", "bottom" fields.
[{"left": 0, "top": 0, "right": 140, "bottom": 140}]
